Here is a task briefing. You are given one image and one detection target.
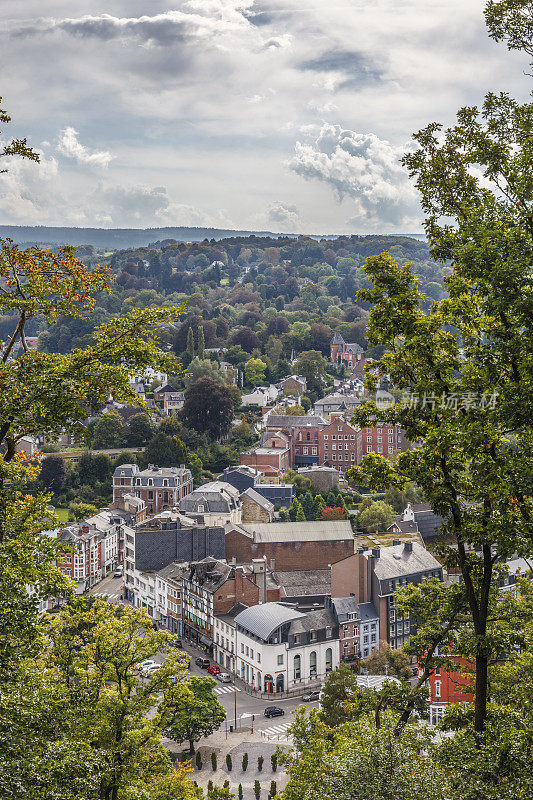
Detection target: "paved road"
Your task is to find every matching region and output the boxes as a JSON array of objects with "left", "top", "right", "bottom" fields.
[{"left": 87, "top": 579, "right": 319, "bottom": 733}]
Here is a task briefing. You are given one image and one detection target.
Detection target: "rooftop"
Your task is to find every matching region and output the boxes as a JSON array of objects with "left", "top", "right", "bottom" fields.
[
  {"left": 265, "top": 414, "right": 325, "bottom": 428},
  {"left": 366, "top": 542, "right": 442, "bottom": 581},
  {"left": 273, "top": 569, "right": 331, "bottom": 597},
  {"left": 240, "top": 520, "right": 354, "bottom": 543},
  {"left": 235, "top": 602, "right": 305, "bottom": 640},
  {"left": 242, "top": 487, "right": 274, "bottom": 511}
]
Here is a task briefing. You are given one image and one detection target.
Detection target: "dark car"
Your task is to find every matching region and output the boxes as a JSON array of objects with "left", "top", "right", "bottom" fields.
[
  {"left": 264, "top": 706, "right": 285, "bottom": 718},
  {"left": 195, "top": 657, "right": 210, "bottom": 669},
  {"left": 302, "top": 690, "right": 320, "bottom": 702},
  {"left": 169, "top": 639, "right": 182, "bottom": 648}
]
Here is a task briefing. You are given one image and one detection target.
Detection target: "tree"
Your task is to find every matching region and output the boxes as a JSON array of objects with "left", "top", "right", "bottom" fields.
[
  {"left": 349, "top": 12, "right": 533, "bottom": 736},
  {"left": 295, "top": 502, "right": 306, "bottom": 522},
  {"left": 166, "top": 675, "right": 226, "bottom": 753},
  {"left": 68, "top": 500, "right": 99, "bottom": 521},
  {"left": 181, "top": 378, "right": 235, "bottom": 440},
  {"left": 321, "top": 506, "right": 346, "bottom": 521},
  {"left": 314, "top": 493, "right": 326, "bottom": 518},
  {"left": 244, "top": 357, "right": 267, "bottom": 387},
  {"left": 319, "top": 664, "right": 363, "bottom": 727},
  {"left": 283, "top": 712, "right": 448, "bottom": 800},
  {"left": 126, "top": 413, "right": 154, "bottom": 447},
  {"left": 1, "top": 95, "right": 40, "bottom": 171},
  {"left": 91, "top": 411, "right": 126, "bottom": 450},
  {"left": 357, "top": 501, "right": 395, "bottom": 533},
  {"left": 363, "top": 641, "right": 412, "bottom": 680},
  {"left": 294, "top": 350, "right": 327, "bottom": 395},
  {"left": 187, "top": 325, "right": 195, "bottom": 359},
  {"left": 38, "top": 454, "right": 67, "bottom": 494},
  {"left": 197, "top": 325, "right": 205, "bottom": 358},
  {"left": 185, "top": 357, "right": 226, "bottom": 386},
  {"left": 301, "top": 491, "right": 316, "bottom": 520}
]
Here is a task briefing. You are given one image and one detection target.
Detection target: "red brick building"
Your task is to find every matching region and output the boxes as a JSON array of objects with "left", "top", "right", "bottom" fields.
[
  {"left": 425, "top": 658, "right": 474, "bottom": 725},
  {"left": 318, "top": 418, "right": 358, "bottom": 469},
  {"left": 113, "top": 463, "right": 193, "bottom": 516},
  {"left": 330, "top": 332, "right": 365, "bottom": 370},
  {"left": 356, "top": 422, "right": 400, "bottom": 462}
]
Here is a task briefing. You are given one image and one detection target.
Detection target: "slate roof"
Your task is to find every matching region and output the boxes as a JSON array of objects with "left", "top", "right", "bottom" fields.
[
  {"left": 235, "top": 602, "right": 305, "bottom": 640},
  {"left": 329, "top": 596, "right": 359, "bottom": 615},
  {"left": 179, "top": 481, "right": 241, "bottom": 513},
  {"left": 410, "top": 506, "right": 447, "bottom": 540},
  {"left": 273, "top": 569, "right": 331, "bottom": 597},
  {"left": 240, "top": 520, "right": 354, "bottom": 543},
  {"left": 388, "top": 518, "right": 419, "bottom": 534},
  {"left": 369, "top": 542, "right": 442, "bottom": 582},
  {"left": 345, "top": 343, "right": 364, "bottom": 353},
  {"left": 186, "top": 558, "right": 232, "bottom": 591},
  {"left": 266, "top": 415, "right": 326, "bottom": 428},
  {"left": 331, "top": 332, "right": 345, "bottom": 344},
  {"left": 242, "top": 487, "right": 274, "bottom": 512},
  {"left": 289, "top": 607, "right": 336, "bottom": 634},
  {"left": 358, "top": 601, "right": 380, "bottom": 622}
]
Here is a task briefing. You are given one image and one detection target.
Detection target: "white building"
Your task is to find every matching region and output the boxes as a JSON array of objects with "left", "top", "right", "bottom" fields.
[
  {"left": 241, "top": 385, "right": 280, "bottom": 407},
  {"left": 233, "top": 602, "right": 340, "bottom": 695},
  {"left": 179, "top": 481, "right": 242, "bottom": 526}
]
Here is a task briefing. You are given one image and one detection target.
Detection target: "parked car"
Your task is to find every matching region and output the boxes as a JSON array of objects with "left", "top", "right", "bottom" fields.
[
  {"left": 207, "top": 664, "right": 221, "bottom": 675},
  {"left": 302, "top": 690, "right": 321, "bottom": 702},
  {"left": 195, "top": 657, "right": 210, "bottom": 669},
  {"left": 264, "top": 706, "right": 284, "bottom": 718},
  {"left": 217, "top": 673, "right": 232, "bottom": 683},
  {"left": 143, "top": 664, "right": 161, "bottom": 675},
  {"left": 113, "top": 567, "right": 123, "bottom": 578},
  {"left": 138, "top": 659, "right": 158, "bottom": 672},
  {"left": 169, "top": 639, "right": 182, "bottom": 648}
]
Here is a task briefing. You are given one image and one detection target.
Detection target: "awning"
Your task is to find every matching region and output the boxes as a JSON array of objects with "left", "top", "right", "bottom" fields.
[{"left": 200, "top": 635, "right": 213, "bottom": 647}]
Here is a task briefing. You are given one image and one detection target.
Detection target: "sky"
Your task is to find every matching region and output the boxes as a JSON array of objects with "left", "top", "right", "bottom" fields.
[{"left": 0, "top": 1, "right": 530, "bottom": 235}]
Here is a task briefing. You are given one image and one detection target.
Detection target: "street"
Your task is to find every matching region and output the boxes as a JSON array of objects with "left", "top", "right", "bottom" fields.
[{"left": 88, "top": 579, "right": 319, "bottom": 735}]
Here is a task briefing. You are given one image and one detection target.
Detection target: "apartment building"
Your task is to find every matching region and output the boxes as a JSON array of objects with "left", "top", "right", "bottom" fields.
[{"left": 112, "top": 463, "right": 193, "bottom": 515}]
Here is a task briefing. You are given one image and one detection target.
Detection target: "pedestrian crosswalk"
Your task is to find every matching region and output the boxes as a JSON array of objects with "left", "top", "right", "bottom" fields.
[
  {"left": 213, "top": 685, "right": 241, "bottom": 695},
  {"left": 260, "top": 720, "right": 292, "bottom": 737}
]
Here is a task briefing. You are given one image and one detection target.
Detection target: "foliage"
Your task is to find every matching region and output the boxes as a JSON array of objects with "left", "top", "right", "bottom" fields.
[
  {"left": 356, "top": 500, "right": 395, "bottom": 532},
  {"left": 270, "top": 753, "right": 277, "bottom": 772},
  {"left": 242, "top": 753, "right": 248, "bottom": 772},
  {"left": 254, "top": 780, "right": 261, "bottom": 799},
  {"left": 282, "top": 712, "right": 447, "bottom": 800},
  {"left": 211, "top": 752, "right": 217, "bottom": 771},
  {"left": 245, "top": 357, "right": 267, "bottom": 386},
  {"left": 166, "top": 676, "right": 226, "bottom": 753},
  {"left": 363, "top": 641, "right": 413, "bottom": 681},
  {"left": 319, "top": 663, "right": 366, "bottom": 727},
  {"left": 257, "top": 755, "right": 264, "bottom": 771},
  {"left": 320, "top": 505, "right": 346, "bottom": 521},
  {"left": 181, "top": 378, "right": 235, "bottom": 440},
  {"left": 91, "top": 411, "right": 126, "bottom": 449},
  {"left": 270, "top": 781, "right": 277, "bottom": 798},
  {"left": 196, "top": 751, "right": 203, "bottom": 770},
  {"left": 226, "top": 754, "right": 232, "bottom": 771}
]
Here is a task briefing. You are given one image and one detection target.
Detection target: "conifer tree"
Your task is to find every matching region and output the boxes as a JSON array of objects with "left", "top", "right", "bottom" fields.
[{"left": 197, "top": 325, "right": 205, "bottom": 359}]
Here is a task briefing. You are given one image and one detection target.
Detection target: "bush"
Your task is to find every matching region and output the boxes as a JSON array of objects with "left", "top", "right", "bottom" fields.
[
  {"left": 242, "top": 752, "right": 248, "bottom": 771},
  {"left": 223, "top": 780, "right": 230, "bottom": 790},
  {"left": 207, "top": 780, "right": 213, "bottom": 796},
  {"left": 238, "top": 785, "right": 243, "bottom": 800},
  {"left": 270, "top": 780, "right": 277, "bottom": 798},
  {"left": 195, "top": 751, "right": 203, "bottom": 770},
  {"left": 211, "top": 752, "right": 217, "bottom": 771},
  {"left": 258, "top": 755, "right": 264, "bottom": 771},
  {"left": 271, "top": 753, "right": 277, "bottom": 772},
  {"left": 226, "top": 754, "right": 232, "bottom": 771},
  {"left": 254, "top": 779, "right": 261, "bottom": 799}
]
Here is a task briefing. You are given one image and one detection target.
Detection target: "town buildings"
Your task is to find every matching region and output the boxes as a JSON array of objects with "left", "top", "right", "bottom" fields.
[
  {"left": 331, "top": 542, "right": 443, "bottom": 649},
  {"left": 163, "top": 391, "right": 185, "bottom": 415},
  {"left": 56, "top": 510, "right": 125, "bottom": 592},
  {"left": 112, "top": 463, "right": 193, "bottom": 515},
  {"left": 330, "top": 332, "right": 365, "bottom": 371},
  {"left": 225, "top": 520, "right": 355, "bottom": 571},
  {"left": 233, "top": 602, "right": 339, "bottom": 693},
  {"left": 178, "top": 481, "right": 243, "bottom": 526}
]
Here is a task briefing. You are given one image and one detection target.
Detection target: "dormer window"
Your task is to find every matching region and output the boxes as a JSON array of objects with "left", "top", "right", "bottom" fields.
[{"left": 198, "top": 504, "right": 205, "bottom": 513}]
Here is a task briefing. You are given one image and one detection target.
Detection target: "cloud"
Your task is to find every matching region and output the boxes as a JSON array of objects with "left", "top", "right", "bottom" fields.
[
  {"left": 16, "top": 4, "right": 284, "bottom": 52},
  {"left": 288, "top": 124, "right": 421, "bottom": 229},
  {"left": 267, "top": 200, "right": 300, "bottom": 228},
  {"left": 57, "top": 127, "right": 112, "bottom": 168},
  {"left": 298, "top": 49, "right": 384, "bottom": 90}
]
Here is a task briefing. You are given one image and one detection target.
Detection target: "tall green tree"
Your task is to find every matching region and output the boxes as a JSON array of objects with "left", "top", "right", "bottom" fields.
[
  {"left": 349, "top": 8, "right": 533, "bottom": 736},
  {"left": 181, "top": 378, "right": 235, "bottom": 440},
  {"left": 186, "top": 325, "right": 195, "bottom": 359},
  {"left": 165, "top": 675, "right": 226, "bottom": 753},
  {"left": 91, "top": 411, "right": 126, "bottom": 450},
  {"left": 197, "top": 325, "right": 205, "bottom": 358},
  {"left": 244, "top": 357, "right": 267, "bottom": 386}
]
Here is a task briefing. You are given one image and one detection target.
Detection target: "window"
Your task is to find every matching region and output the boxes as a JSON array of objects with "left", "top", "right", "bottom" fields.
[
  {"left": 435, "top": 667, "right": 441, "bottom": 676},
  {"left": 326, "top": 627, "right": 332, "bottom": 638},
  {"left": 378, "top": 446, "right": 383, "bottom": 453},
  {"left": 294, "top": 654, "right": 301, "bottom": 680},
  {"left": 367, "top": 436, "right": 372, "bottom": 442},
  {"left": 293, "top": 634, "right": 300, "bottom": 644},
  {"left": 377, "top": 436, "right": 382, "bottom": 443},
  {"left": 245, "top": 646, "right": 249, "bottom": 656},
  {"left": 303, "top": 447, "right": 308, "bottom": 455},
  {"left": 367, "top": 446, "right": 371, "bottom": 453},
  {"left": 435, "top": 680, "right": 441, "bottom": 698},
  {"left": 309, "top": 651, "right": 317, "bottom": 677},
  {"left": 312, "top": 447, "right": 317, "bottom": 455},
  {"left": 310, "top": 630, "right": 317, "bottom": 642},
  {"left": 277, "top": 654, "right": 284, "bottom": 665},
  {"left": 325, "top": 647, "right": 333, "bottom": 672},
  {"left": 257, "top": 653, "right": 260, "bottom": 663},
  {"left": 241, "top": 643, "right": 244, "bottom": 653},
  {"left": 198, "top": 504, "right": 205, "bottom": 513},
  {"left": 338, "top": 426, "right": 342, "bottom": 431},
  {"left": 324, "top": 435, "right": 328, "bottom": 440},
  {"left": 250, "top": 649, "right": 254, "bottom": 659}
]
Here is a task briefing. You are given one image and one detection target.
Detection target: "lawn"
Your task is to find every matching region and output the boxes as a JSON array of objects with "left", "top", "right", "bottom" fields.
[{"left": 54, "top": 507, "right": 70, "bottom": 523}]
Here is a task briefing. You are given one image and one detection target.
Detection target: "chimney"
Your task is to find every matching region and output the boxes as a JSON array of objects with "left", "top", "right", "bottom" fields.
[
  {"left": 392, "top": 539, "right": 400, "bottom": 546},
  {"left": 404, "top": 541, "right": 413, "bottom": 553},
  {"left": 371, "top": 548, "right": 380, "bottom": 558},
  {"left": 234, "top": 566, "right": 244, "bottom": 599}
]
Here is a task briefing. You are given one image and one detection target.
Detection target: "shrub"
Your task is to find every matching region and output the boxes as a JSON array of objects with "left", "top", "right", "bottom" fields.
[
  {"left": 238, "top": 784, "right": 243, "bottom": 799},
  {"left": 207, "top": 780, "right": 213, "bottom": 796},
  {"left": 242, "top": 752, "right": 248, "bottom": 771},
  {"left": 270, "top": 780, "right": 277, "bottom": 798},
  {"left": 271, "top": 753, "right": 277, "bottom": 772},
  {"left": 195, "top": 751, "right": 203, "bottom": 770},
  {"left": 258, "top": 755, "right": 264, "bottom": 771},
  {"left": 254, "top": 779, "right": 261, "bottom": 799},
  {"left": 223, "top": 780, "right": 230, "bottom": 790},
  {"left": 211, "top": 752, "right": 217, "bottom": 771},
  {"left": 226, "top": 754, "right": 232, "bottom": 771}
]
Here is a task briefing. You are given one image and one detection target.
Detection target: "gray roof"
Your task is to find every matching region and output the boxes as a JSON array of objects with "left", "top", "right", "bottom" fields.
[
  {"left": 369, "top": 543, "right": 442, "bottom": 581},
  {"left": 329, "top": 596, "right": 359, "bottom": 615},
  {"left": 266, "top": 415, "right": 325, "bottom": 428},
  {"left": 356, "top": 675, "right": 400, "bottom": 690},
  {"left": 331, "top": 332, "right": 345, "bottom": 344},
  {"left": 359, "top": 602, "right": 380, "bottom": 622},
  {"left": 242, "top": 487, "right": 274, "bottom": 511},
  {"left": 180, "top": 481, "right": 241, "bottom": 513},
  {"left": 410, "top": 506, "right": 447, "bottom": 540},
  {"left": 289, "top": 607, "right": 336, "bottom": 634},
  {"left": 273, "top": 569, "right": 331, "bottom": 597},
  {"left": 388, "top": 518, "right": 419, "bottom": 534},
  {"left": 240, "top": 520, "right": 354, "bottom": 543},
  {"left": 345, "top": 343, "right": 364, "bottom": 353},
  {"left": 235, "top": 602, "right": 305, "bottom": 640}
]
